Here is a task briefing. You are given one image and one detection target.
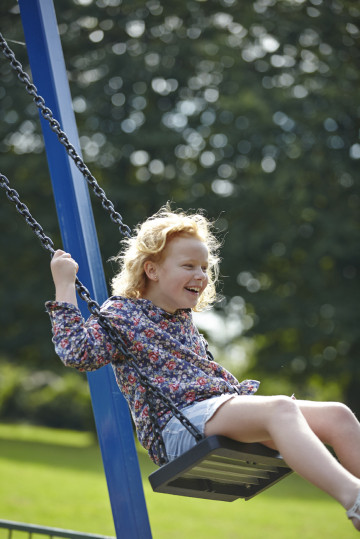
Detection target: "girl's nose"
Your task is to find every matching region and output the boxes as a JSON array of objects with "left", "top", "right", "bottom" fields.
[{"left": 195, "top": 268, "right": 207, "bottom": 280}]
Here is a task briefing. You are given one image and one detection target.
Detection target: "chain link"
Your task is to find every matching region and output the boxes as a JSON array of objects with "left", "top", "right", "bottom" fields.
[{"left": 0, "top": 32, "right": 131, "bottom": 239}]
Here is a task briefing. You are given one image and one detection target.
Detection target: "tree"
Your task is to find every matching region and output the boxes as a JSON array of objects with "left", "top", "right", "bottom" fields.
[{"left": 0, "top": 0, "right": 359, "bottom": 420}]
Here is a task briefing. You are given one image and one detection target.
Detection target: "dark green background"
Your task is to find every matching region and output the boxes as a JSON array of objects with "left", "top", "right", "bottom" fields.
[{"left": 0, "top": 0, "right": 359, "bottom": 427}]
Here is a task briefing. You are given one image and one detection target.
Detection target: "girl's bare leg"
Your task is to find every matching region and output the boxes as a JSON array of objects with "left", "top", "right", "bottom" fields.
[
  {"left": 261, "top": 400, "right": 360, "bottom": 479},
  {"left": 204, "top": 395, "right": 360, "bottom": 529},
  {"left": 295, "top": 400, "right": 360, "bottom": 479}
]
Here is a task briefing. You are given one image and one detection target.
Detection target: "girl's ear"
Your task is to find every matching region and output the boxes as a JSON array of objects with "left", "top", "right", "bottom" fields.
[{"left": 143, "top": 260, "right": 158, "bottom": 282}]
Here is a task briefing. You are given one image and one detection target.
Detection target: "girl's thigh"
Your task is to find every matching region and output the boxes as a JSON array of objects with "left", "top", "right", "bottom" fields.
[
  {"left": 204, "top": 394, "right": 288, "bottom": 443},
  {"left": 205, "top": 396, "right": 355, "bottom": 447}
]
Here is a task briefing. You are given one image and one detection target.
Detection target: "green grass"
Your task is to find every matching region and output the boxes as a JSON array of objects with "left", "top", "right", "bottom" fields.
[{"left": 0, "top": 423, "right": 357, "bottom": 538}]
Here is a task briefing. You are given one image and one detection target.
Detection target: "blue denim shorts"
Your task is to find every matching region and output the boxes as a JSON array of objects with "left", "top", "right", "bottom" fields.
[{"left": 162, "top": 394, "right": 235, "bottom": 462}]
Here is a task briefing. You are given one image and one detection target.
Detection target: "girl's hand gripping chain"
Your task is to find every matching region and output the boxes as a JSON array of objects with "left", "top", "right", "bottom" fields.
[{"left": 50, "top": 249, "right": 79, "bottom": 307}]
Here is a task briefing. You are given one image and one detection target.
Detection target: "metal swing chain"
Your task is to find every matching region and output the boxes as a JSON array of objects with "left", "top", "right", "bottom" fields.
[
  {"left": 0, "top": 172, "right": 204, "bottom": 464},
  {"left": 0, "top": 32, "right": 131, "bottom": 239},
  {"left": 0, "top": 32, "right": 206, "bottom": 462}
]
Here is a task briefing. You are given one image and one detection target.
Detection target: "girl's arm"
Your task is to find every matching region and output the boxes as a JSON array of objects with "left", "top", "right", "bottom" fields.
[
  {"left": 50, "top": 249, "right": 79, "bottom": 307},
  {"left": 47, "top": 249, "right": 119, "bottom": 371},
  {"left": 46, "top": 300, "right": 121, "bottom": 372}
]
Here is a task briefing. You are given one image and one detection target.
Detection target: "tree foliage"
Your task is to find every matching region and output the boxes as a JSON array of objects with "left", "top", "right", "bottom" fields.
[{"left": 0, "top": 0, "right": 359, "bottom": 419}]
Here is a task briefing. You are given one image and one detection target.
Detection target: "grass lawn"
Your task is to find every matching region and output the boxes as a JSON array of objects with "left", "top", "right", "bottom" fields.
[{"left": 0, "top": 423, "right": 357, "bottom": 538}]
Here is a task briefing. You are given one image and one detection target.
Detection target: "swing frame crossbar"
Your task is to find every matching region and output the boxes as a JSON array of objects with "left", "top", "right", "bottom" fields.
[{"left": 149, "top": 435, "right": 293, "bottom": 501}]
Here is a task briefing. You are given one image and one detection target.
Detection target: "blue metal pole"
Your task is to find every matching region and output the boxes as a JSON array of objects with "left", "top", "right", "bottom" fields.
[{"left": 17, "top": 1, "right": 152, "bottom": 537}]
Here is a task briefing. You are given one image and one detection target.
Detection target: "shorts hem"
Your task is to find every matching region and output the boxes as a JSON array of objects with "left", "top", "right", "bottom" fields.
[{"left": 162, "top": 394, "right": 235, "bottom": 461}]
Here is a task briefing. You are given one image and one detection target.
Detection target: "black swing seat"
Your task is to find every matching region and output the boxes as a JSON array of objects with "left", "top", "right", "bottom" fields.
[{"left": 149, "top": 435, "right": 293, "bottom": 501}]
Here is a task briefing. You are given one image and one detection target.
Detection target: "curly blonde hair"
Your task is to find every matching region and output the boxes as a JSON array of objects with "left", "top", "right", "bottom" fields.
[{"left": 110, "top": 205, "right": 221, "bottom": 311}]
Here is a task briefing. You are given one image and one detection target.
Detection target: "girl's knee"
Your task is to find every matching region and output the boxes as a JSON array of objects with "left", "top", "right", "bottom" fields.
[
  {"left": 319, "top": 402, "right": 357, "bottom": 446},
  {"left": 329, "top": 402, "right": 356, "bottom": 425},
  {"left": 269, "top": 395, "right": 299, "bottom": 416}
]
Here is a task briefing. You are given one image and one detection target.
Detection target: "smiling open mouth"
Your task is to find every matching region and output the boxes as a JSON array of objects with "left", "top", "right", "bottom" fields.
[{"left": 185, "top": 287, "right": 200, "bottom": 294}]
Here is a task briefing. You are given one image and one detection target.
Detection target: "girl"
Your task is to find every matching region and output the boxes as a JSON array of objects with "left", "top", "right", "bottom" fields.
[{"left": 46, "top": 206, "right": 360, "bottom": 531}]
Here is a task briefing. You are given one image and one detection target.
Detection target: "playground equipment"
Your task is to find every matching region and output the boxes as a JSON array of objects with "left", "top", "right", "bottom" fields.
[{"left": 0, "top": 2, "right": 292, "bottom": 536}]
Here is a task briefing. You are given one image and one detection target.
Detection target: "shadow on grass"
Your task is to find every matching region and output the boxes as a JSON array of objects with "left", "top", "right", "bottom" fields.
[
  {"left": 0, "top": 438, "right": 105, "bottom": 473},
  {"left": 0, "top": 433, "right": 157, "bottom": 480}
]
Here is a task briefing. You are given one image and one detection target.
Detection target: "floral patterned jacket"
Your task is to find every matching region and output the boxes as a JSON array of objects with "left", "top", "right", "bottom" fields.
[{"left": 46, "top": 297, "right": 259, "bottom": 463}]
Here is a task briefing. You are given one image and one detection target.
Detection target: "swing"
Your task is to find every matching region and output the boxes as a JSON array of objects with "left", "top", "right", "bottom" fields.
[
  {"left": 149, "top": 436, "right": 292, "bottom": 501},
  {"left": 0, "top": 33, "right": 293, "bottom": 500}
]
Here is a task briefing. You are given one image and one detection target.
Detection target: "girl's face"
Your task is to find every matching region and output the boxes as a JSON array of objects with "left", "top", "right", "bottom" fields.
[{"left": 144, "top": 234, "right": 209, "bottom": 313}]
